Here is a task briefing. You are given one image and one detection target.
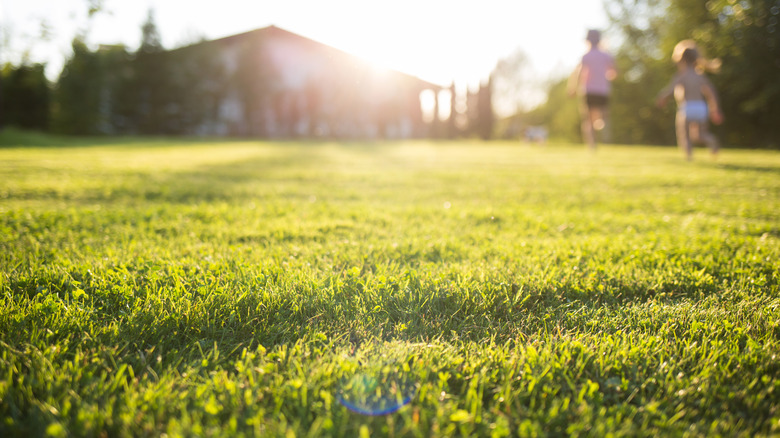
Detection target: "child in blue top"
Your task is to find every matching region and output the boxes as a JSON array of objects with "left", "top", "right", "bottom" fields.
[{"left": 656, "top": 40, "right": 723, "bottom": 161}]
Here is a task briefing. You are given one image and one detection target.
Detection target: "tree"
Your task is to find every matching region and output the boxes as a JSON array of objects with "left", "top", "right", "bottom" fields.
[
  {"left": 52, "top": 12, "right": 176, "bottom": 136},
  {"left": 523, "top": 78, "right": 581, "bottom": 143},
  {"left": 1, "top": 63, "right": 51, "bottom": 130},
  {"left": 86, "top": 0, "right": 105, "bottom": 18},
  {"left": 51, "top": 8, "right": 231, "bottom": 136},
  {"left": 51, "top": 38, "right": 102, "bottom": 134},
  {"left": 132, "top": 10, "right": 170, "bottom": 134},
  {"left": 96, "top": 45, "right": 134, "bottom": 134},
  {"left": 604, "top": 0, "right": 780, "bottom": 147},
  {"left": 233, "top": 33, "right": 278, "bottom": 136},
  {"left": 703, "top": 0, "right": 780, "bottom": 146},
  {"left": 138, "top": 10, "right": 163, "bottom": 55},
  {"left": 491, "top": 48, "right": 541, "bottom": 117},
  {"left": 477, "top": 77, "right": 494, "bottom": 140},
  {"left": 163, "top": 41, "right": 228, "bottom": 135},
  {"left": 447, "top": 82, "right": 458, "bottom": 138}
]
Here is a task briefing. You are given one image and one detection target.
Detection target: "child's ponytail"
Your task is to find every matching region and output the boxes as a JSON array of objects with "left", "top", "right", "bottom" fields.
[{"left": 672, "top": 39, "right": 721, "bottom": 73}]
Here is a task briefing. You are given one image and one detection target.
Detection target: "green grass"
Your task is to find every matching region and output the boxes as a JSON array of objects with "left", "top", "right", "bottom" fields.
[{"left": 1, "top": 132, "right": 779, "bottom": 437}]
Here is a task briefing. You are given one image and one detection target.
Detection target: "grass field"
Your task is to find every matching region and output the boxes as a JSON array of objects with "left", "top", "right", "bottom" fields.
[{"left": 1, "top": 133, "right": 779, "bottom": 437}]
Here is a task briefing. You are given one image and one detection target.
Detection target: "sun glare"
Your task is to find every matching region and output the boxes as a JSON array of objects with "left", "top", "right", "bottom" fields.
[
  {"left": 345, "top": 34, "right": 434, "bottom": 81},
  {"left": 291, "top": 2, "right": 451, "bottom": 86},
  {"left": 419, "top": 89, "right": 436, "bottom": 123}
]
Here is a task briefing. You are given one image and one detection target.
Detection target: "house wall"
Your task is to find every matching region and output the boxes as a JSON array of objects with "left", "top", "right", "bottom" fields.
[{"left": 190, "top": 26, "right": 441, "bottom": 139}]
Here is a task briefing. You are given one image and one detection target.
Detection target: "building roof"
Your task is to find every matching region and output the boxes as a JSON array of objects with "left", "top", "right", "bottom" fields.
[{"left": 188, "top": 25, "right": 443, "bottom": 91}]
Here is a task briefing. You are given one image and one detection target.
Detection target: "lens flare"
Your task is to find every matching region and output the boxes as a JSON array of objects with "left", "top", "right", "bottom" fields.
[{"left": 336, "top": 351, "right": 418, "bottom": 416}]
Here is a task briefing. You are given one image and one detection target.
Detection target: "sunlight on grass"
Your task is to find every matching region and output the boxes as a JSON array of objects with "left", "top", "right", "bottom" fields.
[{"left": 1, "top": 137, "right": 779, "bottom": 436}]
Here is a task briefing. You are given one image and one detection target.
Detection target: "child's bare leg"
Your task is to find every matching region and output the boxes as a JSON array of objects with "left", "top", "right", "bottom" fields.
[
  {"left": 676, "top": 112, "right": 692, "bottom": 160},
  {"left": 581, "top": 119, "right": 595, "bottom": 149},
  {"left": 592, "top": 107, "right": 605, "bottom": 131},
  {"left": 599, "top": 106, "right": 611, "bottom": 143},
  {"left": 689, "top": 122, "right": 701, "bottom": 144},
  {"left": 700, "top": 123, "right": 719, "bottom": 157},
  {"left": 581, "top": 105, "right": 597, "bottom": 150}
]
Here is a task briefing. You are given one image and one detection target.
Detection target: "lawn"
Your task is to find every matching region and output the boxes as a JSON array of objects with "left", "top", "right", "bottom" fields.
[{"left": 1, "top": 133, "right": 779, "bottom": 437}]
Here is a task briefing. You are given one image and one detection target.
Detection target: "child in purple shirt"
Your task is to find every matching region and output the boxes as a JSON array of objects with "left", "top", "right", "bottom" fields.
[{"left": 569, "top": 29, "right": 617, "bottom": 151}]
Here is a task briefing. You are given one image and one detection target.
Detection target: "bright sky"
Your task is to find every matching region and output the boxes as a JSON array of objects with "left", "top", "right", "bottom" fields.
[{"left": 1, "top": 0, "right": 610, "bottom": 109}]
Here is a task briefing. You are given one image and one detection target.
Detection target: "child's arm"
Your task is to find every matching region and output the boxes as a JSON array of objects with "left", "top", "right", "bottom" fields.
[
  {"left": 567, "top": 63, "right": 582, "bottom": 97},
  {"left": 606, "top": 57, "right": 617, "bottom": 82},
  {"left": 655, "top": 77, "right": 677, "bottom": 108},
  {"left": 701, "top": 79, "right": 723, "bottom": 125}
]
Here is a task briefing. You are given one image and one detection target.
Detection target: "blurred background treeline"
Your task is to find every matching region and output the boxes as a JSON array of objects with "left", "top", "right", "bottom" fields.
[
  {"left": 1, "top": 13, "right": 233, "bottom": 138},
  {"left": 2, "top": 0, "right": 779, "bottom": 147}
]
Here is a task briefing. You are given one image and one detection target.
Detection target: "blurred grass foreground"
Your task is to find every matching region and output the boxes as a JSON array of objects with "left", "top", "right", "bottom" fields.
[{"left": 1, "top": 134, "right": 779, "bottom": 436}]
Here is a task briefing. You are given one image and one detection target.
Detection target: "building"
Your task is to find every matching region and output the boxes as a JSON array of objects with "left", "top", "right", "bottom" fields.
[{"left": 171, "top": 25, "right": 445, "bottom": 139}]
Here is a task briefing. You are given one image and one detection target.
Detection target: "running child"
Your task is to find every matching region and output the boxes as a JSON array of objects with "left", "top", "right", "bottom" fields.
[
  {"left": 656, "top": 40, "right": 723, "bottom": 161},
  {"left": 569, "top": 29, "right": 617, "bottom": 151}
]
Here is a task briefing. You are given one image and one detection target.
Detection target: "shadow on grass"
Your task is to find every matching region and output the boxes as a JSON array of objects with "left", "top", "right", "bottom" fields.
[
  {"left": 2, "top": 260, "right": 742, "bottom": 359},
  {"left": 715, "top": 163, "right": 780, "bottom": 174},
  {"left": 2, "top": 143, "right": 335, "bottom": 205},
  {"left": 0, "top": 128, "right": 279, "bottom": 149}
]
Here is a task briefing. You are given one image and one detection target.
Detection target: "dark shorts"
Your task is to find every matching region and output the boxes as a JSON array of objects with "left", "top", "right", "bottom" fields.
[{"left": 585, "top": 94, "right": 609, "bottom": 109}]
